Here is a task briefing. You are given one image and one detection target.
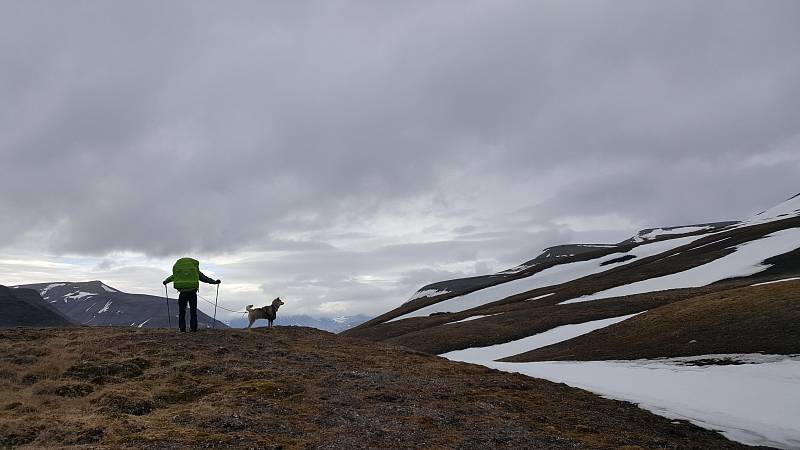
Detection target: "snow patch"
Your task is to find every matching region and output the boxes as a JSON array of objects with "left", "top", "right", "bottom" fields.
[
  {"left": 63, "top": 291, "right": 97, "bottom": 302},
  {"left": 98, "top": 301, "right": 113, "bottom": 314},
  {"left": 137, "top": 319, "right": 151, "bottom": 328},
  {"left": 447, "top": 313, "right": 504, "bottom": 324},
  {"left": 100, "top": 283, "right": 118, "bottom": 293},
  {"left": 526, "top": 292, "right": 555, "bottom": 301},
  {"left": 633, "top": 226, "right": 713, "bottom": 243},
  {"left": 441, "top": 313, "right": 642, "bottom": 362},
  {"left": 406, "top": 288, "right": 451, "bottom": 302},
  {"left": 499, "top": 264, "right": 533, "bottom": 274},
  {"left": 39, "top": 283, "right": 66, "bottom": 296},
  {"left": 751, "top": 277, "right": 800, "bottom": 287}
]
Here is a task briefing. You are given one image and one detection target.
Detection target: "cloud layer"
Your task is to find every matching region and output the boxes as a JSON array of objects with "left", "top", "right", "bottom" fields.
[{"left": 1, "top": 1, "right": 798, "bottom": 318}]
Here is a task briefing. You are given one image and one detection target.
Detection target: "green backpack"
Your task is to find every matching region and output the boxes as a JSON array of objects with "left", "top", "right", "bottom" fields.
[{"left": 172, "top": 258, "right": 200, "bottom": 292}]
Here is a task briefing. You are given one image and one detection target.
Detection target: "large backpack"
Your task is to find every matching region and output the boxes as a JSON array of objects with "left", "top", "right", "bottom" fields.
[{"left": 172, "top": 257, "right": 200, "bottom": 292}]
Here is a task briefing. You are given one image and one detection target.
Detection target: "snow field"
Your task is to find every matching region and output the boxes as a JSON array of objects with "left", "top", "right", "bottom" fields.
[
  {"left": 741, "top": 194, "right": 800, "bottom": 227},
  {"left": 483, "top": 358, "right": 800, "bottom": 449},
  {"left": 441, "top": 312, "right": 800, "bottom": 448}
]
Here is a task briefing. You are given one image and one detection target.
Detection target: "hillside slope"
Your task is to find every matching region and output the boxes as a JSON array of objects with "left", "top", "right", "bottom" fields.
[
  {"left": 0, "top": 286, "right": 74, "bottom": 328},
  {"left": 504, "top": 279, "right": 800, "bottom": 362},
  {"left": 345, "top": 195, "right": 800, "bottom": 356},
  {"left": 0, "top": 327, "right": 760, "bottom": 449},
  {"left": 14, "top": 281, "right": 227, "bottom": 329}
]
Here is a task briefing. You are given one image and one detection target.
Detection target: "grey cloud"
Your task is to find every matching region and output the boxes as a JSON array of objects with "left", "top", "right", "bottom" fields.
[{"left": 1, "top": 1, "right": 799, "bottom": 317}]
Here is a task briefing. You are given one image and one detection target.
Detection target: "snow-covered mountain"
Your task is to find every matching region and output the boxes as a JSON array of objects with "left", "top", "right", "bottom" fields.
[
  {"left": 352, "top": 194, "right": 800, "bottom": 332},
  {"left": 13, "top": 281, "right": 227, "bottom": 329},
  {"left": 400, "top": 221, "right": 740, "bottom": 309},
  {"left": 344, "top": 193, "right": 800, "bottom": 448},
  {"left": 0, "top": 285, "right": 74, "bottom": 327}
]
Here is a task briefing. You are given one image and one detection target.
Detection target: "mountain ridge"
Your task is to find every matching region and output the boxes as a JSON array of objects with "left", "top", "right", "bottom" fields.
[
  {"left": 345, "top": 195, "right": 800, "bottom": 355},
  {"left": 8, "top": 280, "right": 368, "bottom": 332},
  {"left": 13, "top": 281, "right": 227, "bottom": 329}
]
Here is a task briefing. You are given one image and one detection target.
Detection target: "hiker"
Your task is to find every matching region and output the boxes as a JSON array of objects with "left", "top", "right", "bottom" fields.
[{"left": 163, "top": 257, "right": 221, "bottom": 332}]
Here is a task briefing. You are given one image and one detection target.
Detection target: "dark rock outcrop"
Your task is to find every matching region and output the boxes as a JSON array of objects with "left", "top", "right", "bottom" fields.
[{"left": 0, "top": 285, "right": 75, "bottom": 327}]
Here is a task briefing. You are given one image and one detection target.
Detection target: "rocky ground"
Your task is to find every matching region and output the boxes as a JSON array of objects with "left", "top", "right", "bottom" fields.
[{"left": 0, "top": 327, "right": 767, "bottom": 449}]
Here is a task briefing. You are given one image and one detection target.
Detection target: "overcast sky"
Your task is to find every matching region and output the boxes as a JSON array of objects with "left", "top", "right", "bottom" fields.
[{"left": 1, "top": 1, "right": 798, "bottom": 321}]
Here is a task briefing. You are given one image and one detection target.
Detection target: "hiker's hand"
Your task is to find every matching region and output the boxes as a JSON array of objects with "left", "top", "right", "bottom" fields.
[{"left": 216, "top": 279, "right": 222, "bottom": 285}]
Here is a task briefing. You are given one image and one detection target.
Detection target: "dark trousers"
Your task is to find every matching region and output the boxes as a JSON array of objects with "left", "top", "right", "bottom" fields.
[{"left": 178, "top": 291, "right": 198, "bottom": 332}]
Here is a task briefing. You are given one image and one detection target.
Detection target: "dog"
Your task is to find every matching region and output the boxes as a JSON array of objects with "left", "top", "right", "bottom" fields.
[{"left": 246, "top": 297, "right": 284, "bottom": 329}]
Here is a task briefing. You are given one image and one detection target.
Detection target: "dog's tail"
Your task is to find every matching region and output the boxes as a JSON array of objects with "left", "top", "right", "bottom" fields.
[{"left": 246, "top": 304, "right": 253, "bottom": 312}]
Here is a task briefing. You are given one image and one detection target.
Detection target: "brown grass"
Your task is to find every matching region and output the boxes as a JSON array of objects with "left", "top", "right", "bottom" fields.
[{"left": 0, "top": 326, "right": 763, "bottom": 449}]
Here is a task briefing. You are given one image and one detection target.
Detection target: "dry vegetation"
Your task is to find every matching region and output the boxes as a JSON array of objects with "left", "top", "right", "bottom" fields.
[
  {"left": 504, "top": 280, "right": 800, "bottom": 362},
  {"left": 0, "top": 327, "right": 763, "bottom": 449}
]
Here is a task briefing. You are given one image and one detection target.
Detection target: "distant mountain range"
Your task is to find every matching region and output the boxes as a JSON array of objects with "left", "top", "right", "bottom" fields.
[
  {"left": 225, "top": 313, "right": 370, "bottom": 333},
  {"left": 5, "top": 280, "right": 368, "bottom": 333},
  {"left": 12, "top": 281, "right": 227, "bottom": 329}
]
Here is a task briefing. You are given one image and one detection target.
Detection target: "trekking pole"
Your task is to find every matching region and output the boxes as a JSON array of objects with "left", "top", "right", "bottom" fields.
[
  {"left": 165, "top": 285, "right": 172, "bottom": 329},
  {"left": 212, "top": 283, "right": 219, "bottom": 329}
]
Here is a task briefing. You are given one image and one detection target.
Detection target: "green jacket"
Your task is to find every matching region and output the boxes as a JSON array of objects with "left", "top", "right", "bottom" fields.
[{"left": 163, "top": 257, "right": 219, "bottom": 292}]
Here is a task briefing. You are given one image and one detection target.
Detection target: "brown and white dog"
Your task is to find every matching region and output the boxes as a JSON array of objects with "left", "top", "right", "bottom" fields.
[{"left": 246, "top": 297, "right": 284, "bottom": 329}]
